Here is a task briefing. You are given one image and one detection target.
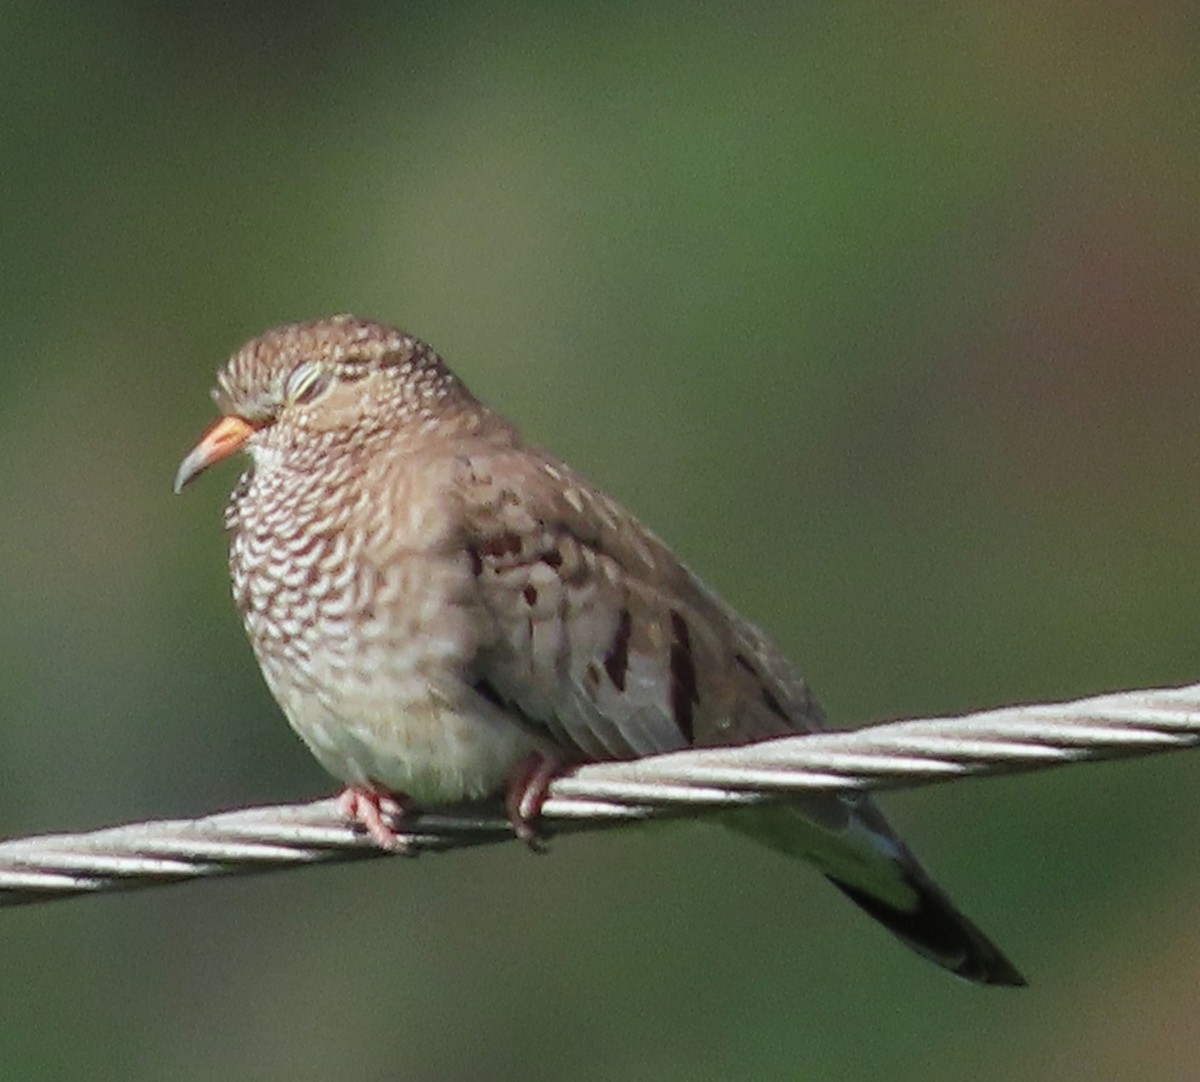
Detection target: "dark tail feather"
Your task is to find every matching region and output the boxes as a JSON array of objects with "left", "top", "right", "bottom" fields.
[
  {"left": 722, "top": 801, "right": 1024, "bottom": 985},
  {"left": 828, "top": 871, "right": 1026, "bottom": 987}
]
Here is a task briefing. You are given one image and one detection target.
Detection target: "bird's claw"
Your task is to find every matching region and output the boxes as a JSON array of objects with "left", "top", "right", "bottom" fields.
[
  {"left": 336, "top": 786, "right": 414, "bottom": 852},
  {"left": 505, "top": 753, "right": 562, "bottom": 853}
]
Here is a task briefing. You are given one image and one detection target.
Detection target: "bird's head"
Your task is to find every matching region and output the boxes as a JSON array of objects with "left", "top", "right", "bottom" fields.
[{"left": 174, "top": 315, "right": 472, "bottom": 493}]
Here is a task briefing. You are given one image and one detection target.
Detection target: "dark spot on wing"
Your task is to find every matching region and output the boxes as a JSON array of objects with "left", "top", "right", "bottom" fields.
[
  {"left": 466, "top": 545, "right": 483, "bottom": 576},
  {"left": 523, "top": 584, "right": 538, "bottom": 606},
  {"left": 669, "top": 610, "right": 699, "bottom": 743},
  {"left": 472, "top": 678, "right": 505, "bottom": 708},
  {"left": 761, "top": 685, "right": 789, "bottom": 721},
  {"left": 734, "top": 650, "right": 789, "bottom": 722},
  {"left": 540, "top": 548, "right": 563, "bottom": 569},
  {"left": 603, "top": 608, "right": 632, "bottom": 691}
]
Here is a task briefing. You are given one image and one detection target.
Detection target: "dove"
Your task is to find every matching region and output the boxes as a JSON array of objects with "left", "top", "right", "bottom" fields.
[{"left": 175, "top": 315, "right": 1023, "bottom": 985}]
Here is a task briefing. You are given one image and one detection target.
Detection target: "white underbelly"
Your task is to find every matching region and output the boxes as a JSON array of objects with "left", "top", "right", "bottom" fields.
[{"left": 266, "top": 664, "right": 538, "bottom": 804}]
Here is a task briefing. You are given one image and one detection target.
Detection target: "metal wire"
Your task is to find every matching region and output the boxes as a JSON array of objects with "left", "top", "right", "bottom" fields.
[{"left": 3, "top": 682, "right": 1198, "bottom": 907}]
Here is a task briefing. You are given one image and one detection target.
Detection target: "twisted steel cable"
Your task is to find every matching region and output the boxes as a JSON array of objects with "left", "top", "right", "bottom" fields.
[{"left": 3, "top": 682, "right": 1198, "bottom": 907}]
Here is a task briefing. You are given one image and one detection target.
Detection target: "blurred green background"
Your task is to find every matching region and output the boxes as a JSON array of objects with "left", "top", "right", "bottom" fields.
[{"left": 1, "top": 3, "right": 1198, "bottom": 1079}]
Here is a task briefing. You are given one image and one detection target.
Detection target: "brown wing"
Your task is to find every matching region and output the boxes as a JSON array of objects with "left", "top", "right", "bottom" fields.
[{"left": 452, "top": 444, "right": 827, "bottom": 764}]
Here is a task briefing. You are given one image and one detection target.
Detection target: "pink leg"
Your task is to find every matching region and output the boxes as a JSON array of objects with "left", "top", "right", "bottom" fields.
[
  {"left": 335, "top": 786, "right": 412, "bottom": 851},
  {"left": 505, "top": 753, "right": 563, "bottom": 850}
]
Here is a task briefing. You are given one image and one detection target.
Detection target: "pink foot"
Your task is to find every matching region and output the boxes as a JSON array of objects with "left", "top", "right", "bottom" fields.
[
  {"left": 505, "top": 753, "right": 563, "bottom": 851},
  {"left": 336, "top": 786, "right": 411, "bottom": 850}
]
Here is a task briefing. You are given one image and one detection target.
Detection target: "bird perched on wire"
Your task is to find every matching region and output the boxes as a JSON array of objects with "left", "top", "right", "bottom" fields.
[{"left": 175, "top": 315, "right": 1023, "bottom": 986}]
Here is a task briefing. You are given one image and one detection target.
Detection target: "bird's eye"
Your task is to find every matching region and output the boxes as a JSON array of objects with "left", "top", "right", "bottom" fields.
[{"left": 284, "top": 363, "right": 329, "bottom": 406}]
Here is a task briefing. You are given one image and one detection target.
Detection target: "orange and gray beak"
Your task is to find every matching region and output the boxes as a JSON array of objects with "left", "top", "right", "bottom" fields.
[{"left": 173, "top": 415, "right": 254, "bottom": 493}]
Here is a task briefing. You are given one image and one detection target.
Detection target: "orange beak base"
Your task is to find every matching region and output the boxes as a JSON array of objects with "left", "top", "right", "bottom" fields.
[{"left": 173, "top": 415, "right": 254, "bottom": 493}]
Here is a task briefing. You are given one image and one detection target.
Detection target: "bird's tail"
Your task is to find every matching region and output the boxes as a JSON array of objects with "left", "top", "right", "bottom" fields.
[{"left": 724, "top": 797, "right": 1025, "bottom": 987}]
